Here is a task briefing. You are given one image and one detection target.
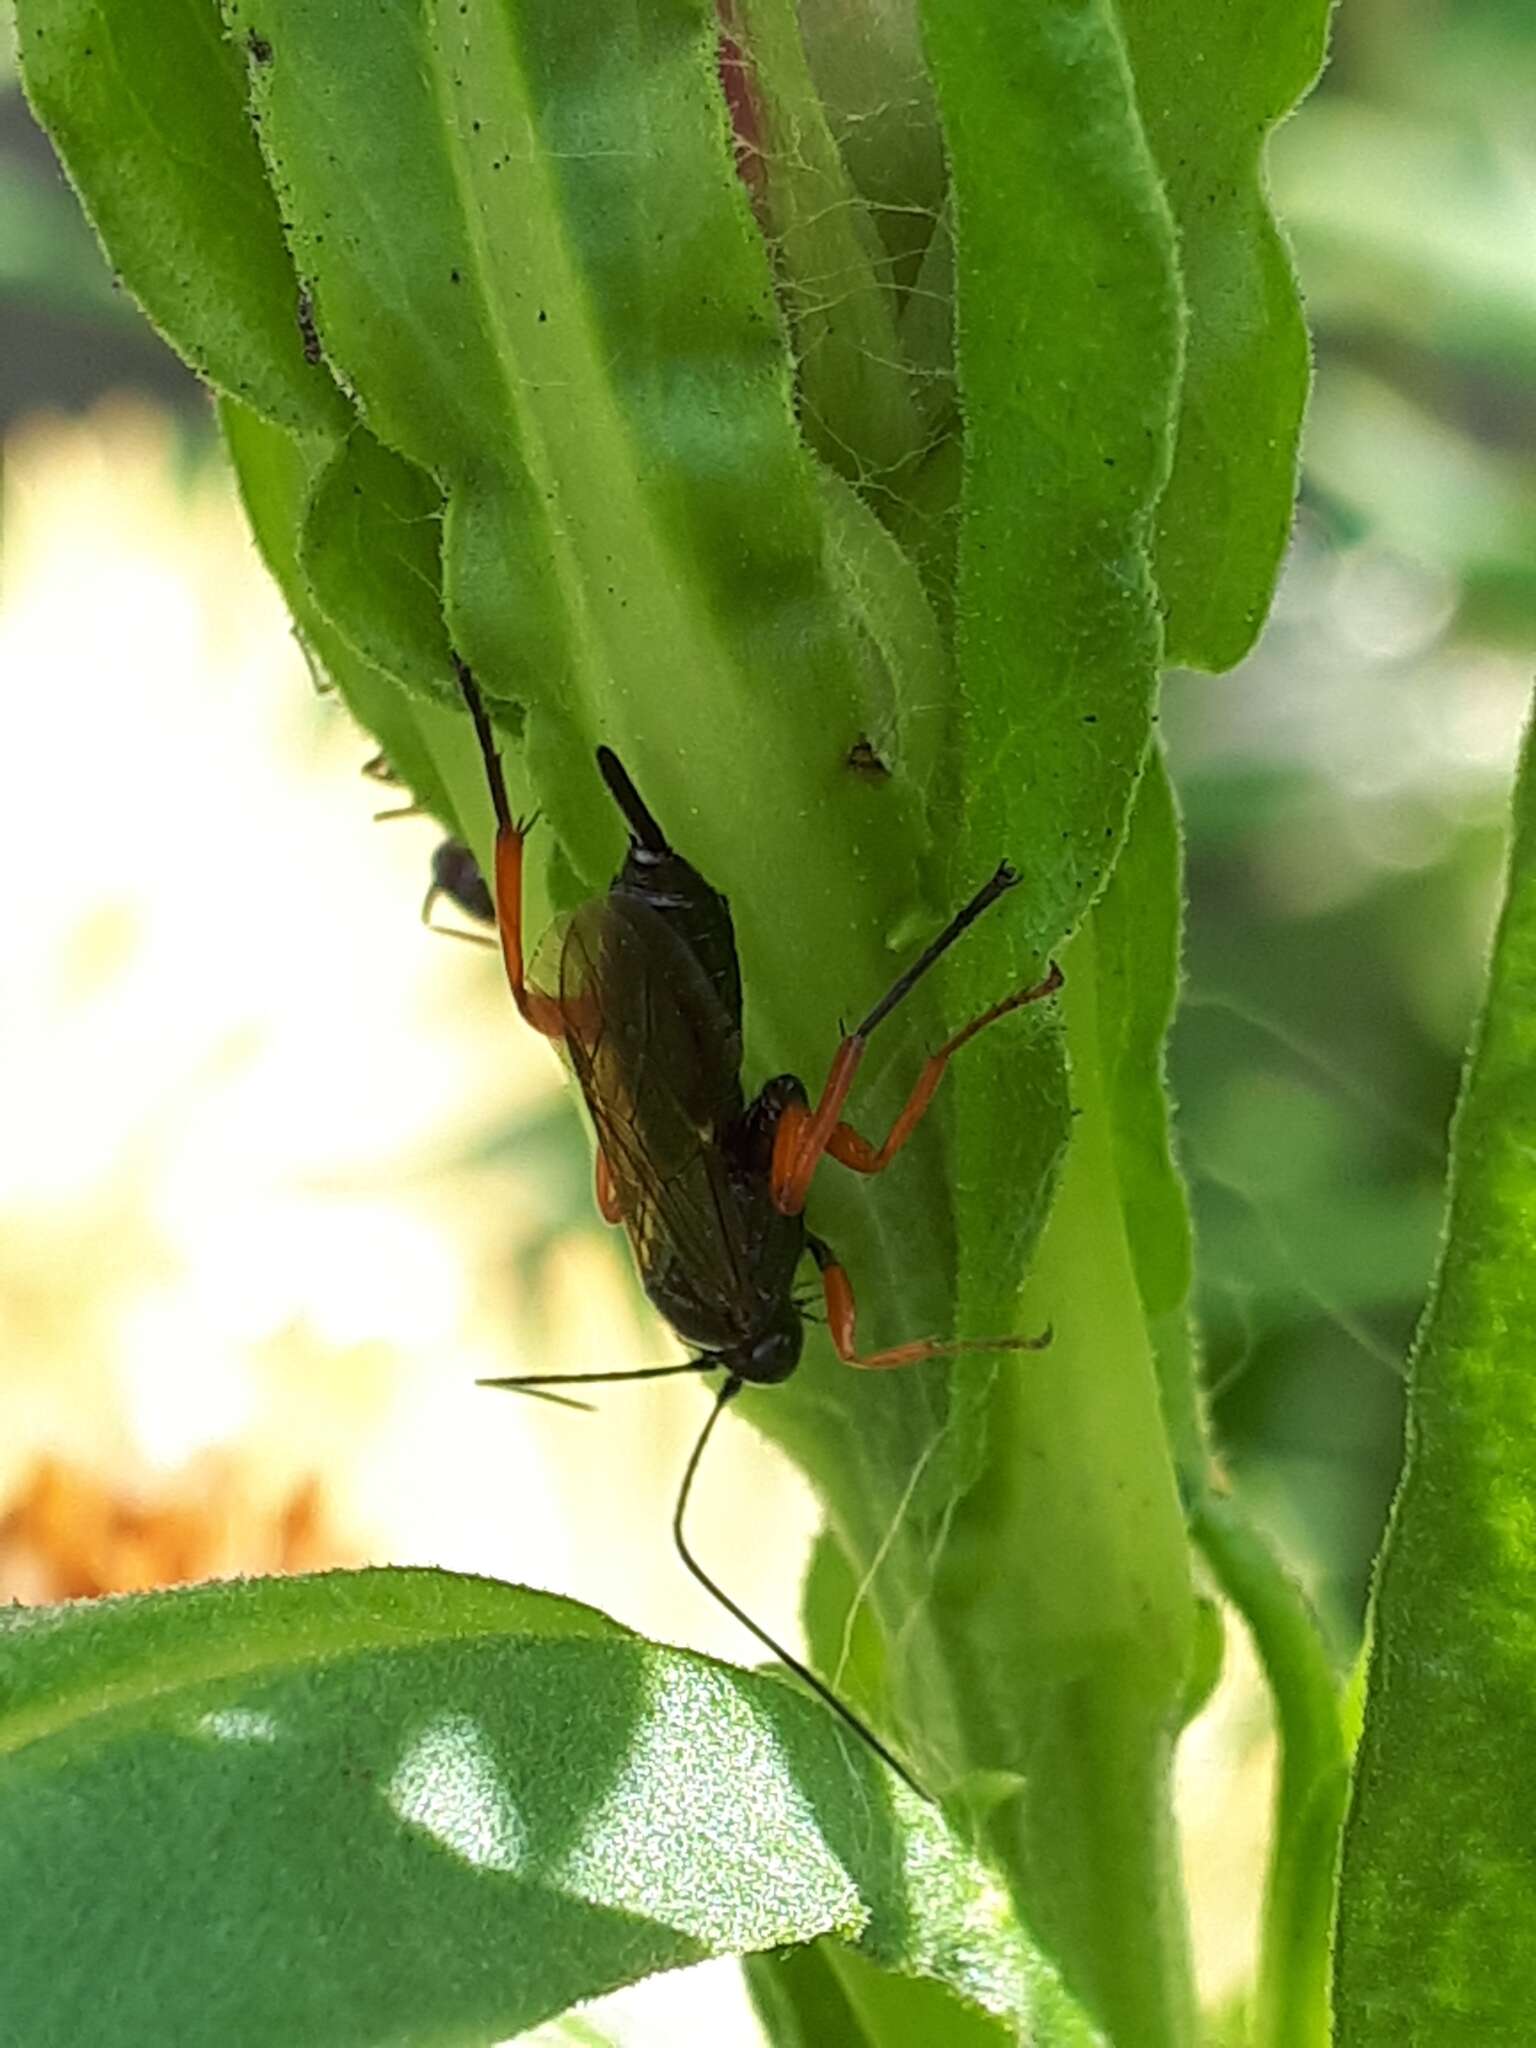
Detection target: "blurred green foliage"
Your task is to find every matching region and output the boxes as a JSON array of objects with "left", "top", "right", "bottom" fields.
[
  {"left": 1170, "top": 0, "right": 1536, "bottom": 1653},
  {"left": 0, "top": 33, "right": 204, "bottom": 424}
]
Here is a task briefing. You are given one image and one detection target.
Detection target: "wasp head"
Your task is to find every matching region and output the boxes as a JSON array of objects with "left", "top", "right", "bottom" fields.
[{"left": 720, "top": 1303, "right": 803, "bottom": 1386}]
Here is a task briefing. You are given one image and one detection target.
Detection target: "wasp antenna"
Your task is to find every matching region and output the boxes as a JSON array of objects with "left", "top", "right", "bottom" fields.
[
  {"left": 478, "top": 1359, "right": 716, "bottom": 1401},
  {"left": 674, "top": 1378, "right": 930, "bottom": 1802},
  {"left": 595, "top": 746, "right": 671, "bottom": 857},
  {"left": 483, "top": 1383, "right": 597, "bottom": 1414},
  {"left": 854, "top": 863, "right": 1027, "bottom": 1043}
]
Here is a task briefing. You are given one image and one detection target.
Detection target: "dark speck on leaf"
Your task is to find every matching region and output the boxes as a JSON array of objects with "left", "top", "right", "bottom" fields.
[
  {"left": 846, "top": 737, "right": 891, "bottom": 782},
  {"left": 538, "top": 309, "right": 547, "bottom": 323},
  {"left": 247, "top": 29, "right": 272, "bottom": 62},
  {"left": 297, "top": 290, "right": 322, "bottom": 365},
  {"left": 450, "top": 269, "right": 461, "bottom": 284},
  {"left": 1083, "top": 714, "right": 1098, "bottom": 724}
]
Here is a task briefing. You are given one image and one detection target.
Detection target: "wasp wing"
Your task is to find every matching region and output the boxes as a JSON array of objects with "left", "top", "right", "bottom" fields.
[{"left": 534, "top": 896, "right": 751, "bottom": 1337}]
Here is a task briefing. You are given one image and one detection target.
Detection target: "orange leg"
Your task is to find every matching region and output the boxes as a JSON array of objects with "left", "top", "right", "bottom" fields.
[
  {"left": 490, "top": 822, "right": 566, "bottom": 1039},
  {"left": 594, "top": 1148, "right": 624, "bottom": 1224},
  {"left": 772, "top": 961, "right": 1062, "bottom": 1217},
  {"left": 456, "top": 658, "right": 565, "bottom": 1042},
  {"left": 808, "top": 1236, "right": 1052, "bottom": 1370}
]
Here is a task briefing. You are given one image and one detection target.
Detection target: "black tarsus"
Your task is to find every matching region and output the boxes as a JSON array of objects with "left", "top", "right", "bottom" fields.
[
  {"left": 853, "top": 862, "right": 1021, "bottom": 1042},
  {"left": 596, "top": 746, "right": 671, "bottom": 857},
  {"left": 454, "top": 666, "right": 667, "bottom": 873},
  {"left": 455, "top": 658, "right": 513, "bottom": 836},
  {"left": 673, "top": 1378, "right": 929, "bottom": 1801}
]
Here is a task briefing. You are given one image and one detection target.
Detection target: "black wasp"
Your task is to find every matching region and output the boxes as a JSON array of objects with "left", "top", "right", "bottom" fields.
[{"left": 456, "top": 662, "right": 1061, "bottom": 1791}]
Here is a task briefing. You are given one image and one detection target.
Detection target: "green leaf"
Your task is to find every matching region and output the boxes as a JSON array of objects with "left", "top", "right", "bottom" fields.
[
  {"left": 748, "top": 1938, "right": 1042, "bottom": 2048},
  {"left": 299, "top": 426, "right": 454, "bottom": 702},
  {"left": 727, "top": 0, "right": 929, "bottom": 493},
  {"left": 0, "top": 1569, "right": 1097, "bottom": 2048},
  {"left": 910, "top": 12, "right": 1198, "bottom": 2037},
  {"left": 223, "top": 0, "right": 919, "bottom": 845},
  {"left": 1092, "top": 743, "right": 1201, "bottom": 1473},
  {"left": 936, "top": 914, "right": 1198, "bottom": 2048},
  {"left": 1116, "top": 0, "right": 1333, "bottom": 671},
  {"left": 218, "top": 397, "right": 492, "bottom": 850},
  {"left": 746, "top": 1941, "right": 880, "bottom": 2048},
  {"left": 1335, "top": 702, "right": 1536, "bottom": 2042},
  {"left": 921, "top": 0, "right": 1182, "bottom": 950},
  {"left": 1196, "top": 1496, "right": 1348, "bottom": 2048},
  {"left": 14, "top": 0, "right": 347, "bottom": 433},
  {"left": 1094, "top": 748, "right": 1349, "bottom": 2048}
]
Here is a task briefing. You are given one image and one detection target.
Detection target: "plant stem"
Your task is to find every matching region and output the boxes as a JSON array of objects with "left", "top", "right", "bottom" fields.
[
  {"left": 940, "top": 919, "right": 1199, "bottom": 2046},
  {"left": 1193, "top": 1494, "right": 1349, "bottom": 2048}
]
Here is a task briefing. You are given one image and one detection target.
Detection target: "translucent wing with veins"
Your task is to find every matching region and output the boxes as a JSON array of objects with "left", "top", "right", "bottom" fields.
[{"left": 536, "top": 896, "right": 752, "bottom": 1344}]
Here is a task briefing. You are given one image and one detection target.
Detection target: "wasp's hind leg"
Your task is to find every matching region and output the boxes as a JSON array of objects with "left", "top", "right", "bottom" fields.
[
  {"left": 773, "top": 942, "right": 1063, "bottom": 1216},
  {"left": 805, "top": 1235, "right": 1051, "bottom": 1371},
  {"left": 455, "top": 658, "right": 564, "bottom": 1038}
]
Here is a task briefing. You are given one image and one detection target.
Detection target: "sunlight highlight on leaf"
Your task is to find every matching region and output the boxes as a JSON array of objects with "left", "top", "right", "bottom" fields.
[{"left": 390, "top": 1710, "right": 531, "bottom": 1876}]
